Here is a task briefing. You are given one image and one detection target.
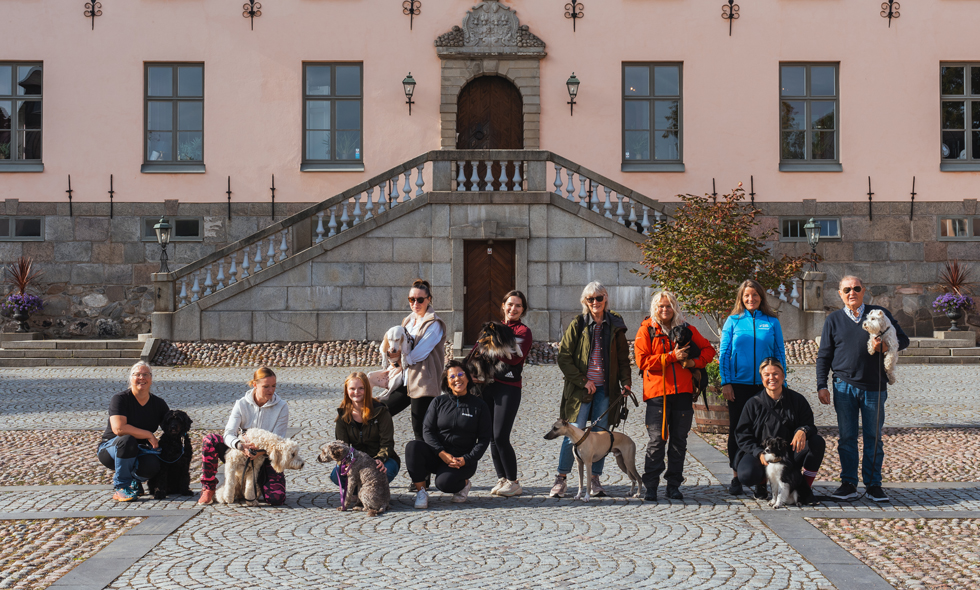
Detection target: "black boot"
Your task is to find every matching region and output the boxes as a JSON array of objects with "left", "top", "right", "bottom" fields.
[
  {"left": 729, "top": 476, "right": 743, "bottom": 496},
  {"left": 665, "top": 486, "right": 683, "bottom": 500}
]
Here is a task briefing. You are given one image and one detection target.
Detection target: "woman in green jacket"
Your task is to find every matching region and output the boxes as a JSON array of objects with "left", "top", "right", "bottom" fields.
[
  {"left": 331, "top": 371, "right": 400, "bottom": 485},
  {"left": 549, "top": 281, "right": 633, "bottom": 499}
]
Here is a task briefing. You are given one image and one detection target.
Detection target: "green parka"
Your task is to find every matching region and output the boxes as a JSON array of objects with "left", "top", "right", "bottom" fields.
[
  {"left": 557, "top": 311, "right": 633, "bottom": 425},
  {"left": 334, "top": 403, "right": 400, "bottom": 467}
]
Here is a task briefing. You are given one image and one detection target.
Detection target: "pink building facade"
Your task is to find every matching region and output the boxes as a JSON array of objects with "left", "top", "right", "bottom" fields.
[{"left": 0, "top": 0, "right": 977, "bottom": 340}]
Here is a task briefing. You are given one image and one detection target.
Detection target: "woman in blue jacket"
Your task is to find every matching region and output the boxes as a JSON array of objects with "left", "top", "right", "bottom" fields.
[{"left": 718, "top": 279, "right": 786, "bottom": 496}]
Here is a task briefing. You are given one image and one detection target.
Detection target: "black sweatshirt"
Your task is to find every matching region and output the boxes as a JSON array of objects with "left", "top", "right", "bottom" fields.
[
  {"left": 735, "top": 387, "right": 817, "bottom": 463},
  {"left": 815, "top": 305, "right": 909, "bottom": 392},
  {"left": 422, "top": 393, "right": 492, "bottom": 464}
]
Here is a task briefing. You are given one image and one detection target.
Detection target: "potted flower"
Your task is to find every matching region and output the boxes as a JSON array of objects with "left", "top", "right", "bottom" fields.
[
  {"left": 3, "top": 256, "right": 44, "bottom": 333},
  {"left": 932, "top": 292, "right": 975, "bottom": 332},
  {"left": 693, "top": 359, "right": 731, "bottom": 434}
]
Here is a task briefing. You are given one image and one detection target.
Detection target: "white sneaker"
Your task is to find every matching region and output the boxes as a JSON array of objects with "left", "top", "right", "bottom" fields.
[
  {"left": 490, "top": 477, "right": 507, "bottom": 495},
  {"left": 413, "top": 488, "right": 429, "bottom": 509},
  {"left": 452, "top": 480, "right": 471, "bottom": 503},
  {"left": 497, "top": 480, "right": 523, "bottom": 497}
]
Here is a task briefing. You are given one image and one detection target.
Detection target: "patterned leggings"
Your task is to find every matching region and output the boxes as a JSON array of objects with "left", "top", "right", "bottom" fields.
[{"left": 200, "top": 433, "right": 286, "bottom": 506}]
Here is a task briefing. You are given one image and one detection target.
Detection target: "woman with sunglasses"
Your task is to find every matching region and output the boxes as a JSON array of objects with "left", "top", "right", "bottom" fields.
[
  {"left": 405, "top": 360, "right": 492, "bottom": 509},
  {"left": 380, "top": 279, "right": 447, "bottom": 442},
  {"left": 718, "top": 279, "right": 786, "bottom": 496},
  {"left": 549, "top": 281, "right": 633, "bottom": 499}
]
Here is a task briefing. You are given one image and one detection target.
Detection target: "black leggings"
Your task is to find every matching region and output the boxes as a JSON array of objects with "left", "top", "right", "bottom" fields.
[
  {"left": 381, "top": 386, "right": 435, "bottom": 441},
  {"left": 97, "top": 435, "right": 162, "bottom": 480},
  {"left": 727, "top": 383, "right": 763, "bottom": 470},
  {"left": 736, "top": 435, "right": 826, "bottom": 488},
  {"left": 483, "top": 381, "right": 522, "bottom": 481},
  {"left": 404, "top": 440, "right": 478, "bottom": 494}
]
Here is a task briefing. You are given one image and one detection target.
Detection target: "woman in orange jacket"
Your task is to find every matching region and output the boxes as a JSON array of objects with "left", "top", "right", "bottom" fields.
[{"left": 634, "top": 291, "right": 715, "bottom": 501}]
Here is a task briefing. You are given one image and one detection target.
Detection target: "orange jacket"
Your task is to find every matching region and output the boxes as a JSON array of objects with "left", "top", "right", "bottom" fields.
[{"left": 634, "top": 318, "right": 716, "bottom": 402}]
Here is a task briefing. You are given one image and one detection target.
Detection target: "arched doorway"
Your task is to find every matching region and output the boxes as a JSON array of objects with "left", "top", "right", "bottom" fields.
[{"left": 456, "top": 76, "right": 523, "bottom": 191}]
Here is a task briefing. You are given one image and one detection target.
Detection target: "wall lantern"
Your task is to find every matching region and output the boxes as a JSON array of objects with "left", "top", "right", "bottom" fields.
[
  {"left": 403, "top": 73, "right": 417, "bottom": 115},
  {"left": 804, "top": 218, "right": 820, "bottom": 271},
  {"left": 566, "top": 73, "right": 580, "bottom": 116},
  {"left": 154, "top": 217, "right": 173, "bottom": 274}
]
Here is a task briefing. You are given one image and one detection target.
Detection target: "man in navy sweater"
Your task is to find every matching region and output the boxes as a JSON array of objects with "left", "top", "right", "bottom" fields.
[{"left": 816, "top": 275, "right": 909, "bottom": 502}]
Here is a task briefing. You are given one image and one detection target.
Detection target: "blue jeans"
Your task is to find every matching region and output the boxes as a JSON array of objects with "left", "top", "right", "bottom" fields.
[
  {"left": 557, "top": 386, "right": 608, "bottom": 476},
  {"left": 97, "top": 436, "right": 160, "bottom": 489},
  {"left": 330, "top": 458, "right": 400, "bottom": 486},
  {"left": 833, "top": 378, "right": 887, "bottom": 487}
]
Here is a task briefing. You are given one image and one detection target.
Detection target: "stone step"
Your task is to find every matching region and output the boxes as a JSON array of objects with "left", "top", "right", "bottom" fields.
[
  {"left": 906, "top": 338, "right": 975, "bottom": 348},
  {"left": 1, "top": 339, "right": 143, "bottom": 350},
  {"left": 899, "top": 356, "right": 980, "bottom": 364},
  {"left": 0, "top": 349, "right": 141, "bottom": 359},
  {"left": 901, "top": 347, "right": 980, "bottom": 357},
  {"left": 0, "top": 357, "right": 137, "bottom": 367}
]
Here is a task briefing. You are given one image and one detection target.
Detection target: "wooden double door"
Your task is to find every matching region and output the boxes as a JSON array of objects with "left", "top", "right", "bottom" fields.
[
  {"left": 463, "top": 240, "right": 516, "bottom": 345},
  {"left": 456, "top": 76, "right": 523, "bottom": 191}
]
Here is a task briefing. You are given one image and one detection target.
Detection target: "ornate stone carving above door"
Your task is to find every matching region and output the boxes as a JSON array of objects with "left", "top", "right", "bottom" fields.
[{"left": 435, "top": 1, "right": 545, "bottom": 55}]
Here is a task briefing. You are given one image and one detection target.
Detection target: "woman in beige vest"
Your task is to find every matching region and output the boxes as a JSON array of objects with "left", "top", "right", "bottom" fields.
[{"left": 380, "top": 279, "right": 447, "bottom": 441}]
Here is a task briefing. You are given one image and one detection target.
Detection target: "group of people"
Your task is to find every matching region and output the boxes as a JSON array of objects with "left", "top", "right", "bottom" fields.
[{"left": 98, "top": 274, "right": 907, "bottom": 506}]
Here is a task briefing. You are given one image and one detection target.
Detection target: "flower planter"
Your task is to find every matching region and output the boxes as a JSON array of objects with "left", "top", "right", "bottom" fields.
[
  {"left": 693, "top": 386, "right": 730, "bottom": 434},
  {"left": 946, "top": 308, "right": 966, "bottom": 331}
]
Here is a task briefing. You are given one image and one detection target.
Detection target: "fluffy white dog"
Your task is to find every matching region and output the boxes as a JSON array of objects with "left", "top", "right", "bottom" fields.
[
  {"left": 217, "top": 428, "right": 305, "bottom": 506},
  {"left": 379, "top": 325, "right": 412, "bottom": 370},
  {"left": 862, "top": 309, "right": 899, "bottom": 385}
]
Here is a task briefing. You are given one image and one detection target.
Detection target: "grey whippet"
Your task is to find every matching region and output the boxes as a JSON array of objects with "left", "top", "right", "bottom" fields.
[{"left": 544, "top": 418, "right": 644, "bottom": 501}]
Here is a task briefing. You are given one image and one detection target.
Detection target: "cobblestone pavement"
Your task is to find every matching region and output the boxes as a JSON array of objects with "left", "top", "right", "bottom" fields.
[
  {"left": 2, "top": 365, "right": 980, "bottom": 589},
  {"left": 807, "top": 517, "right": 980, "bottom": 590},
  {"left": 0, "top": 517, "right": 142, "bottom": 589}
]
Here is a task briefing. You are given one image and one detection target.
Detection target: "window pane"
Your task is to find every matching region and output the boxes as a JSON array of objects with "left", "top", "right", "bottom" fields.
[
  {"left": 624, "top": 101, "right": 650, "bottom": 131},
  {"left": 812, "top": 131, "right": 835, "bottom": 160},
  {"left": 336, "top": 100, "right": 360, "bottom": 130},
  {"left": 336, "top": 130, "right": 360, "bottom": 160},
  {"left": 177, "top": 67, "right": 203, "bottom": 97},
  {"left": 0, "top": 219, "right": 9, "bottom": 237},
  {"left": 942, "top": 66, "right": 965, "bottom": 95},
  {"left": 147, "top": 102, "right": 172, "bottom": 130},
  {"left": 336, "top": 66, "right": 360, "bottom": 96},
  {"left": 624, "top": 131, "right": 650, "bottom": 161},
  {"left": 782, "top": 220, "right": 803, "bottom": 239},
  {"left": 655, "top": 130, "right": 679, "bottom": 160},
  {"left": 306, "top": 100, "right": 330, "bottom": 130},
  {"left": 174, "top": 219, "right": 199, "bottom": 238},
  {"left": 810, "top": 67, "right": 835, "bottom": 96},
  {"left": 624, "top": 67, "right": 649, "bottom": 96},
  {"left": 973, "top": 67, "right": 980, "bottom": 96},
  {"left": 14, "top": 218, "right": 41, "bottom": 238},
  {"left": 18, "top": 131, "right": 40, "bottom": 160},
  {"left": 654, "top": 100, "right": 678, "bottom": 130},
  {"left": 940, "top": 219, "right": 967, "bottom": 237},
  {"left": 307, "top": 130, "right": 331, "bottom": 160},
  {"left": 147, "top": 131, "right": 172, "bottom": 161},
  {"left": 780, "top": 101, "right": 805, "bottom": 130},
  {"left": 819, "top": 219, "right": 839, "bottom": 237},
  {"left": 177, "top": 132, "right": 203, "bottom": 161},
  {"left": 942, "top": 101, "right": 965, "bottom": 129},
  {"left": 973, "top": 131, "right": 980, "bottom": 161},
  {"left": 811, "top": 101, "right": 835, "bottom": 130},
  {"left": 781, "top": 131, "right": 805, "bottom": 160},
  {"left": 654, "top": 66, "right": 679, "bottom": 96},
  {"left": 0, "top": 130, "right": 8, "bottom": 160},
  {"left": 143, "top": 218, "right": 157, "bottom": 238},
  {"left": 973, "top": 102, "right": 980, "bottom": 130},
  {"left": 17, "top": 100, "right": 41, "bottom": 130},
  {"left": 0, "top": 101, "right": 10, "bottom": 130},
  {"left": 306, "top": 66, "right": 331, "bottom": 96},
  {"left": 943, "top": 131, "right": 966, "bottom": 159},
  {"left": 148, "top": 67, "right": 173, "bottom": 97},
  {"left": 781, "top": 66, "right": 805, "bottom": 96},
  {"left": 178, "top": 102, "right": 202, "bottom": 131},
  {"left": 18, "top": 66, "right": 41, "bottom": 96},
  {"left": 0, "top": 66, "right": 10, "bottom": 95}
]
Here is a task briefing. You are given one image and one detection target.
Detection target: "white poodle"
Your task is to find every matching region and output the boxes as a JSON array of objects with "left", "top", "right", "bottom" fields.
[
  {"left": 216, "top": 428, "right": 305, "bottom": 506},
  {"left": 862, "top": 309, "right": 899, "bottom": 385}
]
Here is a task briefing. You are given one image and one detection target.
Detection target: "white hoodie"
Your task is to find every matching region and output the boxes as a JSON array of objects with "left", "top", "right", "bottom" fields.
[{"left": 222, "top": 389, "right": 289, "bottom": 449}]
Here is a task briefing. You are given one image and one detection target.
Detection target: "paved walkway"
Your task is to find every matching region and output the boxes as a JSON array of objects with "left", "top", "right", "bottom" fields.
[{"left": 1, "top": 366, "right": 979, "bottom": 589}]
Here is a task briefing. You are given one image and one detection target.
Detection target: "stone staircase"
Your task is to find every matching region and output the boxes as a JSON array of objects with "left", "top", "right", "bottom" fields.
[
  {"left": 900, "top": 331, "right": 979, "bottom": 364},
  {"left": 0, "top": 339, "right": 143, "bottom": 367}
]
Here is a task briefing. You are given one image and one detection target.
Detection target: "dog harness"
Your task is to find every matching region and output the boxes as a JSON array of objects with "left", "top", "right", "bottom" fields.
[{"left": 337, "top": 447, "right": 356, "bottom": 508}]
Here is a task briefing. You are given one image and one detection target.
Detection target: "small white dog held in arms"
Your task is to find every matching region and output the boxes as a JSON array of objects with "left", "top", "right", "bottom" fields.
[
  {"left": 217, "top": 428, "right": 305, "bottom": 506},
  {"left": 368, "top": 326, "right": 413, "bottom": 394},
  {"left": 862, "top": 309, "right": 899, "bottom": 385}
]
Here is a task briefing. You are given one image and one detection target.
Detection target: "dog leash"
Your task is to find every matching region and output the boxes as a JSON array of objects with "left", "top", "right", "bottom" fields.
[
  {"left": 571, "top": 388, "right": 638, "bottom": 448},
  {"left": 149, "top": 434, "right": 191, "bottom": 465},
  {"left": 337, "top": 447, "right": 356, "bottom": 507}
]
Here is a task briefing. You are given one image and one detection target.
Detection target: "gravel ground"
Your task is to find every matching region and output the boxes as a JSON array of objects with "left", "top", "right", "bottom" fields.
[
  {"left": 0, "top": 517, "right": 142, "bottom": 589},
  {"left": 699, "top": 427, "right": 980, "bottom": 482},
  {"left": 808, "top": 517, "right": 980, "bottom": 590},
  {"left": 0, "top": 430, "right": 206, "bottom": 487}
]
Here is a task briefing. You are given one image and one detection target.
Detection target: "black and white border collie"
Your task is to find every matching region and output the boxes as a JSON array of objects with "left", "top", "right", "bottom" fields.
[{"left": 762, "top": 436, "right": 804, "bottom": 509}]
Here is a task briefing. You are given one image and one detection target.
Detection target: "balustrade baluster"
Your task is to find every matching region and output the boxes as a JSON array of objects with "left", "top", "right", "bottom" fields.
[
  {"left": 641, "top": 205, "right": 651, "bottom": 235},
  {"left": 279, "top": 230, "right": 288, "bottom": 261},
  {"left": 603, "top": 188, "right": 613, "bottom": 218},
  {"left": 628, "top": 199, "right": 638, "bottom": 230},
  {"left": 457, "top": 161, "right": 467, "bottom": 191},
  {"left": 266, "top": 236, "right": 276, "bottom": 264},
  {"left": 191, "top": 271, "right": 201, "bottom": 303},
  {"left": 391, "top": 176, "right": 400, "bottom": 206},
  {"left": 202, "top": 264, "right": 213, "bottom": 296},
  {"left": 590, "top": 184, "right": 600, "bottom": 212},
  {"left": 253, "top": 242, "right": 263, "bottom": 272},
  {"left": 364, "top": 187, "right": 374, "bottom": 220},
  {"left": 377, "top": 183, "right": 386, "bottom": 214},
  {"left": 498, "top": 161, "right": 509, "bottom": 192},
  {"left": 416, "top": 164, "right": 425, "bottom": 197},
  {"left": 790, "top": 278, "right": 800, "bottom": 307},
  {"left": 566, "top": 170, "right": 575, "bottom": 201},
  {"left": 513, "top": 161, "right": 522, "bottom": 191},
  {"left": 352, "top": 194, "right": 362, "bottom": 226},
  {"left": 469, "top": 161, "right": 480, "bottom": 192},
  {"left": 178, "top": 279, "right": 188, "bottom": 307},
  {"left": 654, "top": 209, "right": 663, "bottom": 224},
  {"left": 339, "top": 202, "right": 350, "bottom": 231},
  {"left": 779, "top": 283, "right": 788, "bottom": 301},
  {"left": 228, "top": 255, "right": 238, "bottom": 285},
  {"left": 615, "top": 194, "right": 625, "bottom": 224},
  {"left": 553, "top": 163, "right": 563, "bottom": 197},
  {"left": 216, "top": 260, "right": 225, "bottom": 290},
  {"left": 327, "top": 206, "right": 338, "bottom": 238},
  {"left": 578, "top": 175, "right": 588, "bottom": 207},
  {"left": 240, "top": 250, "right": 250, "bottom": 279},
  {"left": 483, "top": 160, "right": 493, "bottom": 191},
  {"left": 315, "top": 211, "right": 325, "bottom": 244},
  {"left": 403, "top": 171, "right": 412, "bottom": 202}
]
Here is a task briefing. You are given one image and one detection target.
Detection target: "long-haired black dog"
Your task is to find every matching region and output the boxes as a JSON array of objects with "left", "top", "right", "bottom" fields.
[
  {"left": 465, "top": 321, "right": 523, "bottom": 390},
  {"left": 669, "top": 325, "right": 709, "bottom": 405},
  {"left": 147, "top": 409, "right": 194, "bottom": 499}
]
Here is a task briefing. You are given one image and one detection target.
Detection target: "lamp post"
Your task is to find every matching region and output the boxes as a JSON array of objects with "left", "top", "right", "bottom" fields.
[
  {"left": 566, "top": 73, "right": 580, "bottom": 116},
  {"left": 403, "top": 73, "right": 416, "bottom": 115},
  {"left": 153, "top": 217, "right": 172, "bottom": 273},
  {"left": 803, "top": 218, "right": 820, "bottom": 271}
]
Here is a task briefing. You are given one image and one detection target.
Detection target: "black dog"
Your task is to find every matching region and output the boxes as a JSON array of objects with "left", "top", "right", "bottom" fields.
[
  {"left": 147, "top": 409, "right": 194, "bottom": 499},
  {"left": 465, "top": 321, "right": 523, "bottom": 390},
  {"left": 669, "top": 325, "right": 709, "bottom": 405},
  {"left": 762, "top": 436, "right": 811, "bottom": 508}
]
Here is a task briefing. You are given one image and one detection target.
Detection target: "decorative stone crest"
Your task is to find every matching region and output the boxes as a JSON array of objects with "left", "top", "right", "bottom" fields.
[{"left": 435, "top": 1, "right": 544, "bottom": 51}]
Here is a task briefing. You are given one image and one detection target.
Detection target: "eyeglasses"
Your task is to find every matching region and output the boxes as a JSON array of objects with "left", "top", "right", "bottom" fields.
[
  {"left": 841, "top": 286, "right": 863, "bottom": 294},
  {"left": 447, "top": 372, "right": 467, "bottom": 380},
  {"left": 407, "top": 296, "right": 429, "bottom": 304},
  {"left": 586, "top": 295, "right": 605, "bottom": 303}
]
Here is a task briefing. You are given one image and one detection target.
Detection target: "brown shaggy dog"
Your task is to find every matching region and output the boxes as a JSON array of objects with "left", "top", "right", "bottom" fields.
[{"left": 318, "top": 441, "right": 390, "bottom": 516}]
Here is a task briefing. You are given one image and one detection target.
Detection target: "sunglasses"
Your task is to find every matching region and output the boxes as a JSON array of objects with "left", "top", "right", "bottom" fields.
[
  {"left": 841, "top": 286, "right": 863, "bottom": 294},
  {"left": 407, "top": 296, "right": 429, "bottom": 304},
  {"left": 586, "top": 295, "right": 605, "bottom": 303},
  {"left": 447, "top": 372, "right": 467, "bottom": 380}
]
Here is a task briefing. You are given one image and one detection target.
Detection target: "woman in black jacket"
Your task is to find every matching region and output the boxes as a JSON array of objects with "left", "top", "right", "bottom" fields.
[
  {"left": 734, "top": 358, "right": 825, "bottom": 499},
  {"left": 405, "top": 360, "right": 492, "bottom": 509}
]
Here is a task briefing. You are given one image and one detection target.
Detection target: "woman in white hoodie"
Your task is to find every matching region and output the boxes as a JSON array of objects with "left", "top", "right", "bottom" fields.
[{"left": 197, "top": 367, "right": 290, "bottom": 505}]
